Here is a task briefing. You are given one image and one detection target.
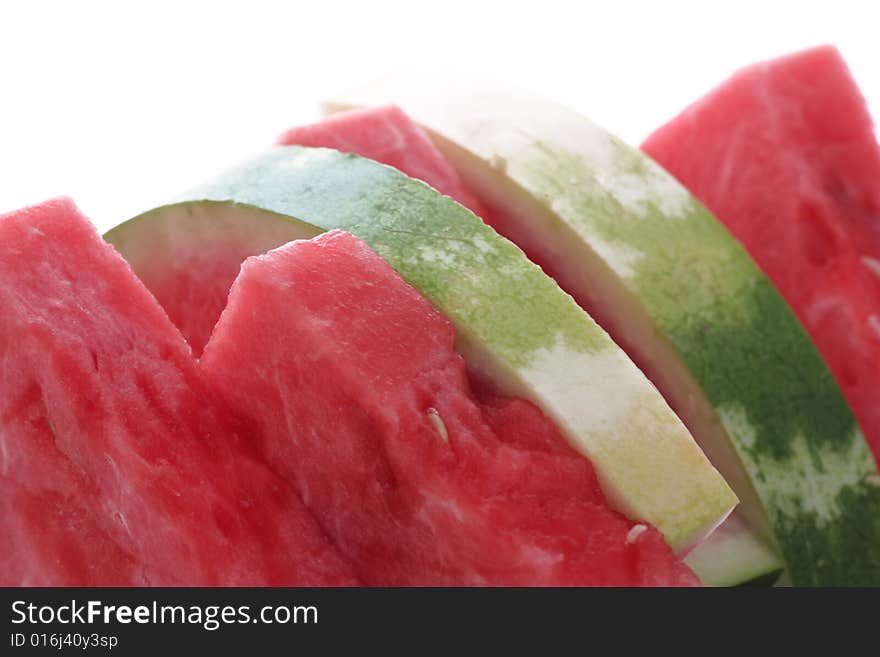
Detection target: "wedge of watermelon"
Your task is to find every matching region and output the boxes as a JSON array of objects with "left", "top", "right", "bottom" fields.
[
  {"left": 150, "top": 106, "right": 487, "bottom": 358},
  {"left": 200, "top": 229, "right": 699, "bottom": 586},
  {"left": 108, "top": 147, "right": 736, "bottom": 554},
  {"left": 0, "top": 198, "right": 357, "bottom": 586},
  {"left": 327, "top": 75, "right": 880, "bottom": 585},
  {"left": 642, "top": 45, "right": 880, "bottom": 465}
]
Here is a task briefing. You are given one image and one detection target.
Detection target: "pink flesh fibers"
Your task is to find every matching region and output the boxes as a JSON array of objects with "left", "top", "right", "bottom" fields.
[{"left": 0, "top": 198, "right": 358, "bottom": 586}]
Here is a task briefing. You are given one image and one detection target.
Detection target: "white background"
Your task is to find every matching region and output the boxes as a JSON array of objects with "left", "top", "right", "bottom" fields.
[{"left": 1, "top": 0, "right": 877, "bottom": 232}]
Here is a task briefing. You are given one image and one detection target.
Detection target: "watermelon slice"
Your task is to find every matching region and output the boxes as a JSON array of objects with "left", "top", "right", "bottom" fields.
[
  {"left": 0, "top": 198, "right": 358, "bottom": 586},
  {"left": 107, "top": 147, "right": 736, "bottom": 553},
  {"left": 326, "top": 76, "right": 880, "bottom": 585},
  {"left": 153, "top": 106, "right": 486, "bottom": 358},
  {"left": 641, "top": 45, "right": 880, "bottom": 466},
  {"left": 278, "top": 105, "right": 487, "bottom": 217},
  {"left": 200, "top": 229, "right": 698, "bottom": 585}
]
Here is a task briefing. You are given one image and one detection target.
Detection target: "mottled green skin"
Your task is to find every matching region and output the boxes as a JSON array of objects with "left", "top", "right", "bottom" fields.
[
  {"left": 330, "top": 81, "right": 880, "bottom": 584},
  {"left": 108, "top": 146, "right": 735, "bottom": 551},
  {"left": 520, "top": 131, "right": 880, "bottom": 586}
]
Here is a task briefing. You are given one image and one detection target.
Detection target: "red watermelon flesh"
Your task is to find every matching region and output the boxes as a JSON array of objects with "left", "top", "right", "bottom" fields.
[
  {"left": 641, "top": 45, "right": 880, "bottom": 464},
  {"left": 0, "top": 489, "right": 135, "bottom": 586},
  {"left": 200, "top": 229, "right": 698, "bottom": 586},
  {"left": 0, "top": 436, "right": 140, "bottom": 586},
  {"left": 135, "top": 237, "right": 259, "bottom": 360},
  {"left": 0, "top": 198, "right": 358, "bottom": 586},
  {"left": 277, "top": 106, "right": 487, "bottom": 216}
]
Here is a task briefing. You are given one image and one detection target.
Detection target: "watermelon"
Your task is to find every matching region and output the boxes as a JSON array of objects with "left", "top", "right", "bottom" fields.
[
  {"left": 199, "top": 229, "right": 698, "bottom": 585},
  {"left": 327, "top": 77, "right": 880, "bottom": 585},
  {"left": 0, "top": 198, "right": 358, "bottom": 586},
  {"left": 107, "top": 147, "right": 736, "bottom": 553},
  {"left": 278, "top": 105, "right": 487, "bottom": 217},
  {"left": 641, "top": 45, "right": 880, "bottom": 466},
  {"left": 151, "top": 106, "right": 486, "bottom": 358}
]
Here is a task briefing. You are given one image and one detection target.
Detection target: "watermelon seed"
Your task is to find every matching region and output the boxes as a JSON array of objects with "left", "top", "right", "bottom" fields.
[
  {"left": 426, "top": 408, "right": 448, "bottom": 443},
  {"left": 862, "top": 256, "right": 880, "bottom": 279},
  {"left": 626, "top": 524, "right": 648, "bottom": 544},
  {"left": 114, "top": 511, "right": 131, "bottom": 537},
  {"left": 0, "top": 432, "right": 7, "bottom": 475}
]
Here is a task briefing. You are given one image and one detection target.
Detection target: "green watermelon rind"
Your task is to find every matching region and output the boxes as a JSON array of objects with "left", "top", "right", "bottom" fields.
[
  {"left": 106, "top": 146, "right": 736, "bottom": 553},
  {"left": 326, "top": 79, "right": 880, "bottom": 585}
]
